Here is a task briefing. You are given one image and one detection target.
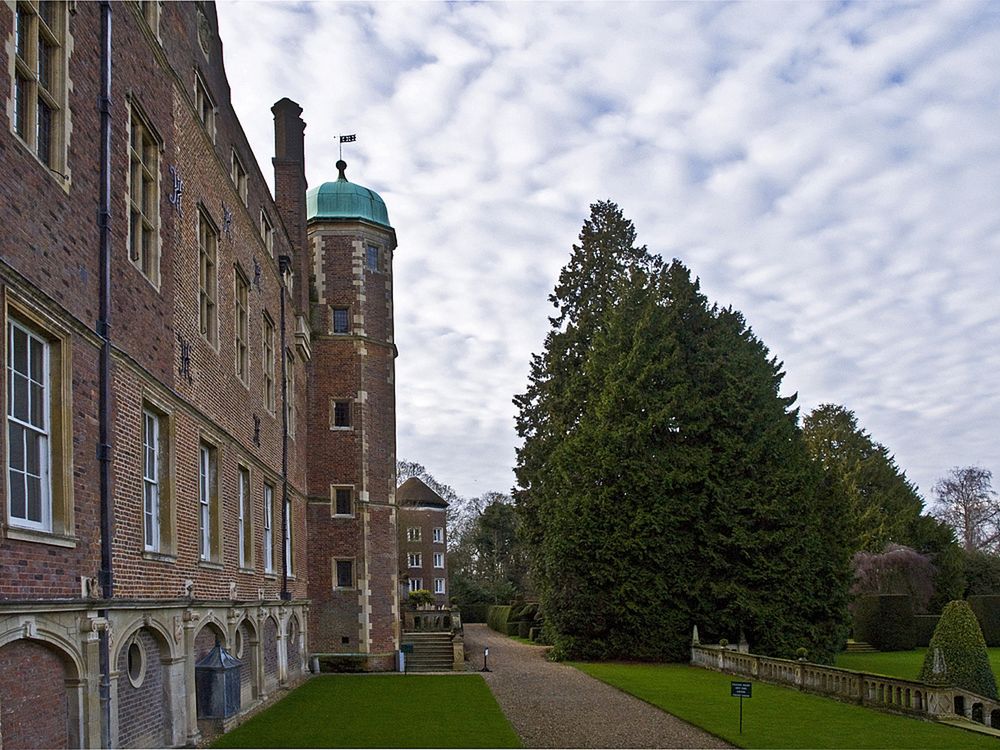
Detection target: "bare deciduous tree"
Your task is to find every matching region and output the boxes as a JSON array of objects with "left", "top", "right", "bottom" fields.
[{"left": 932, "top": 466, "right": 998, "bottom": 552}]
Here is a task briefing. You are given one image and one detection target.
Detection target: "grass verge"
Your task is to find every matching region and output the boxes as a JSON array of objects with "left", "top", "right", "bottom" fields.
[
  {"left": 573, "top": 661, "right": 998, "bottom": 749},
  {"left": 836, "top": 647, "right": 1000, "bottom": 682},
  {"left": 211, "top": 674, "right": 521, "bottom": 748}
]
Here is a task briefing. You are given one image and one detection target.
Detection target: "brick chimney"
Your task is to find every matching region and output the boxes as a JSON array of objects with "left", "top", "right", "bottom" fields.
[{"left": 271, "top": 98, "right": 309, "bottom": 313}]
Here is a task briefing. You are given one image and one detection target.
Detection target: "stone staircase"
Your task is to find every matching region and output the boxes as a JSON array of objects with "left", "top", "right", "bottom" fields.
[
  {"left": 402, "top": 631, "right": 455, "bottom": 672},
  {"left": 845, "top": 640, "right": 878, "bottom": 653}
]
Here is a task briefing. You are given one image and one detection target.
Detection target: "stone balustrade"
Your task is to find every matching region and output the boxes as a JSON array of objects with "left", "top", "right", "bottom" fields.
[{"left": 692, "top": 643, "right": 1000, "bottom": 728}]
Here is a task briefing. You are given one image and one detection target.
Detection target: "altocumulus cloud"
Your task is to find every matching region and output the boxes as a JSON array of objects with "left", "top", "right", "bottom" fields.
[{"left": 218, "top": 0, "right": 1000, "bottom": 502}]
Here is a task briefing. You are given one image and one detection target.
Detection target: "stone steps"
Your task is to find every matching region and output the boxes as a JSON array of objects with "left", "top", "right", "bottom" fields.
[
  {"left": 845, "top": 641, "right": 878, "bottom": 653},
  {"left": 402, "top": 632, "right": 455, "bottom": 672}
]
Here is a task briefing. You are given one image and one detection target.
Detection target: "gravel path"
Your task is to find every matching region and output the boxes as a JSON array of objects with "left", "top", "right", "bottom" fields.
[{"left": 464, "top": 623, "right": 731, "bottom": 749}]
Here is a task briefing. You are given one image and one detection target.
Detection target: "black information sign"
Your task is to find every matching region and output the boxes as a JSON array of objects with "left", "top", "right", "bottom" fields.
[
  {"left": 731, "top": 681, "right": 751, "bottom": 733},
  {"left": 731, "top": 681, "right": 752, "bottom": 698}
]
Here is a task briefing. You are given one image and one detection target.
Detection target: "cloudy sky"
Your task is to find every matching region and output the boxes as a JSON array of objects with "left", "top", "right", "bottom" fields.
[{"left": 217, "top": 1, "right": 1000, "bottom": 504}]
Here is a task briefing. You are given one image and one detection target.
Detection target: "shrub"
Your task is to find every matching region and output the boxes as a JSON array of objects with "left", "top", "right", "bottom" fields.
[
  {"left": 529, "top": 627, "right": 541, "bottom": 642},
  {"left": 968, "top": 595, "right": 1000, "bottom": 647},
  {"left": 920, "top": 600, "right": 997, "bottom": 699},
  {"left": 518, "top": 621, "right": 531, "bottom": 638},
  {"left": 853, "top": 595, "right": 915, "bottom": 650},
  {"left": 506, "top": 622, "right": 520, "bottom": 637},
  {"left": 487, "top": 605, "right": 512, "bottom": 634},
  {"left": 913, "top": 615, "right": 941, "bottom": 647},
  {"left": 408, "top": 589, "right": 434, "bottom": 607}
]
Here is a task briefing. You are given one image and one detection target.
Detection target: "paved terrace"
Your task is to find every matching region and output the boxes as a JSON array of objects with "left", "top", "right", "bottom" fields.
[{"left": 463, "top": 623, "right": 731, "bottom": 749}]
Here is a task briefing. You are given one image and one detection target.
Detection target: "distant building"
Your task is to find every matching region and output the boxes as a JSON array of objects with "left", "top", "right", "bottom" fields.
[
  {"left": 397, "top": 478, "right": 449, "bottom": 607},
  {"left": 0, "top": 2, "right": 399, "bottom": 747}
]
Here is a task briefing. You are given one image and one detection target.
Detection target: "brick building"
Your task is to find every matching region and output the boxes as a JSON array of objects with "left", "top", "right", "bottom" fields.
[
  {"left": 0, "top": 2, "right": 399, "bottom": 747},
  {"left": 397, "top": 478, "right": 449, "bottom": 607}
]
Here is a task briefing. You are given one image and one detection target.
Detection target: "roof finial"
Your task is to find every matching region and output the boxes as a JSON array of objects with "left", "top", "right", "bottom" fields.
[{"left": 336, "top": 160, "right": 347, "bottom": 181}]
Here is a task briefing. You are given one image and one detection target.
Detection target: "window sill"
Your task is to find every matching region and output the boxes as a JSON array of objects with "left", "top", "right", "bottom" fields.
[
  {"left": 332, "top": 513, "right": 354, "bottom": 519},
  {"left": 198, "top": 560, "right": 224, "bottom": 571},
  {"left": 5, "top": 527, "right": 78, "bottom": 548},
  {"left": 239, "top": 567, "right": 256, "bottom": 575},
  {"left": 264, "top": 572, "right": 277, "bottom": 580},
  {"left": 142, "top": 550, "right": 176, "bottom": 563},
  {"left": 329, "top": 426, "right": 353, "bottom": 432}
]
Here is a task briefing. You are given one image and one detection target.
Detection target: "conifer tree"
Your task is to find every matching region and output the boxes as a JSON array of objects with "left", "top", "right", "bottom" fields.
[{"left": 515, "top": 203, "right": 851, "bottom": 662}]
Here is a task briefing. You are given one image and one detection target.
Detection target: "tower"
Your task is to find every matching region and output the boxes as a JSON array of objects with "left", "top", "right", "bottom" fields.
[{"left": 305, "top": 160, "right": 399, "bottom": 669}]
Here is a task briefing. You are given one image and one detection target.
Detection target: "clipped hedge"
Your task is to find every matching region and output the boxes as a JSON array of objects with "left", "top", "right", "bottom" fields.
[
  {"left": 968, "top": 595, "right": 1000, "bottom": 647},
  {"left": 853, "top": 595, "right": 915, "bottom": 651},
  {"left": 487, "top": 605, "right": 512, "bottom": 634},
  {"left": 506, "top": 622, "right": 520, "bottom": 637},
  {"left": 920, "top": 599, "right": 997, "bottom": 699},
  {"left": 913, "top": 615, "right": 941, "bottom": 647},
  {"left": 458, "top": 604, "right": 490, "bottom": 624}
]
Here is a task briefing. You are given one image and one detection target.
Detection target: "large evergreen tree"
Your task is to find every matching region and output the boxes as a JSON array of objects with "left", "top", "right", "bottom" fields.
[{"left": 514, "top": 202, "right": 851, "bottom": 662}]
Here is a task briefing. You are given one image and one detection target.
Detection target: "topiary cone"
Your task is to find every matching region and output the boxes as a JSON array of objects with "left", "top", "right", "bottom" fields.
[{"left": 919, "top": 600, "right": 998, "bottom": 699}]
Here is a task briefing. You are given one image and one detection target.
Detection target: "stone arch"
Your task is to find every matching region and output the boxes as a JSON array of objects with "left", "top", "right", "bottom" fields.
[
  {"left": 0, "top": 635, "right": 80, "bottom": 749},
  {"left": 990, "top": 708, "right": 1000, "bottom": 728},
  {"left": 954, "top": 694, "right": 966, "bottom": 717},
  {"left": 233, "top": 616, "right": 259, "bottom": 705},
  {"left": 972, "top": 702, "right": 985, "bottom": 724},
  {"left": 194, "top": 619, "right": 228, "bottom": 661},
  {"left": 286, "top": 614, "right": 302, "bottom": 678},
  {"left": 111, "top": 615, "right": 179, "bottom": 664},
  {"left": 115, "top": 626, "right": 173, "bottom": 749},
  {"left": 915, "top": 690, "right": 923, "bottom": 711},
  {"left": 262, "top": 615, "right": 279, "bottom": 692}
]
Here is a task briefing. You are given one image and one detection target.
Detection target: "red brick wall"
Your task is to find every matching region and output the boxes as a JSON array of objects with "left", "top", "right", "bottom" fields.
[
  {"left": 399, "top": 506, "right": 449, "bottom": 606},
  {"left": 0, "top": 639, "right": 70, "bottom": 749},
  {"left": 116, "top": 629, "right": 168, "bottom": 749},
  {"left": 263, "top": 618, "right": 278, "bottom": 689}
]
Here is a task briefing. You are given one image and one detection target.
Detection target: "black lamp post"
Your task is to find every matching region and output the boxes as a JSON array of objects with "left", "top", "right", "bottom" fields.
[{"left": 481, "top": 646, "right": 491, "bottom": 672}]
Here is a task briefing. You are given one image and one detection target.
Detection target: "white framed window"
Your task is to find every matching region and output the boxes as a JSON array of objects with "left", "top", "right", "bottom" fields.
[
  {"left": 406, "top": 527, "right": 421, "bottom": 542},
  {"left": 434, "top": 578, "right": 445, "bottom": 595},
  {"left": 284, "top": 495, "right": 293, "bottom": 576},
  {"left": 433, "top": 552, "right": 444, "bottom": 569},
  {"left": 12, "top": 1, "right": 69, "bottom": 174},
  {"left": 198, "top": 209, "right": 218, "bottom": 346},
  {"left": 259, "top": 210, "right": 273, "bottom": 256},
  {"left": 142, "top": 409, "right": 160, "bottom": 550},
  {"left": 262, "top": 312, "right": 275, "bottom": 414},
  {"left": 408, "top": 552, "right": 421, "bottom": 568},
  {"left": 194, "top": 71, "right": 215, "bottom": 141},
  {"left": 285, "top": 350, "right": 296, "bottom": 439},
  {"left": 408, "top": 578, "right": 423, "bottom": 592},
  {"left": 198, "top": 442, "right": 218, "bottom": 561},
  {"left": 237, "top": 465, "right": 251, "bottom": 568},
  {"left": 128, "top": 104, "right": 160, "bottom": 284},
  {"left": 231, "top": 149, "right": 247, "bottom": 205},
  {"left": 263, "top": 483, "right": 274, "bottom": 573},
  {"left": 6, "top": 319, "right": 51, "bottom": 532},
  {"left": 234, "top": 268, "right": 249, "bottom": 384},
  {"left": 432, "top": 527, "right": 444, "bottom": 544}
]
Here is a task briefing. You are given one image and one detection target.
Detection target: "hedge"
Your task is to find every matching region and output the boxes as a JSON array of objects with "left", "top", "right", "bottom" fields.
[
  {"left": 518, "top": 621, "right": 531, "bottom": 638},
  {"left": 920, "top": 599, "right": 997, "bottom": 698},
  {"left": 487, "top": 605, "right": 512, "bottom": 634},
  {"left": 853, "top": 595, "right": 915, "bottom": 651},
  {"left": 968, "top": 595, "right": 1000, "bottom": 647},
  {"left": 913, "top": 615, "right": 941, "bottom": 647},
  {"left": 506, "top": 622, "right": 520, "bottom": 637},
  {"left": 458, "top": 604, "right": 489, "bottom": 624},
  {"left": 529, "top": 627, "right": 541, "bottom": 642}
]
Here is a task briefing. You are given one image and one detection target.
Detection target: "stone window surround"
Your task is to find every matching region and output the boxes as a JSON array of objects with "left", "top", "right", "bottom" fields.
[
  {"left": 333, "top": 557, "right": 355, "bottom": 590},
  {"left": 140, "top": 394, "right": 175, "bottom": 558},
  {"left": 331, "top": 484, "right": 353, "bottom": 518},
  {"left": 126, "top": 96, "right": 163, "bottom": 289}
]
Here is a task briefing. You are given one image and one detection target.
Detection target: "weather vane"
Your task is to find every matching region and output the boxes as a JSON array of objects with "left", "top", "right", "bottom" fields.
[{"left": 339, "top": 133, "right": 356, "bottom": 161}]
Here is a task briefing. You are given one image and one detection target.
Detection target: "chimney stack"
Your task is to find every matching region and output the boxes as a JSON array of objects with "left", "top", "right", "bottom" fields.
[{"left": 271, "top": 98, "right": 309, "bottom": 312}]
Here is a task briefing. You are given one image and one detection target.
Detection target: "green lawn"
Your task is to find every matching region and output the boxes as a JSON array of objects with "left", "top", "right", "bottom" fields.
[
  {"left": 211, "top": 674, "right": 521, "bottom": 748},
  {"left": 573, "top": 662, "right": 998, "bottom": 749},
  {"left": 836, "top": 647, "right": 1000, "bottom": 682}
]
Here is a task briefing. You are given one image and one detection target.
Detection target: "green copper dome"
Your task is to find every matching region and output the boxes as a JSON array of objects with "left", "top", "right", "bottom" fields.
[{"left": 306, "top": 160, "right": 391, "bottom": 227}]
